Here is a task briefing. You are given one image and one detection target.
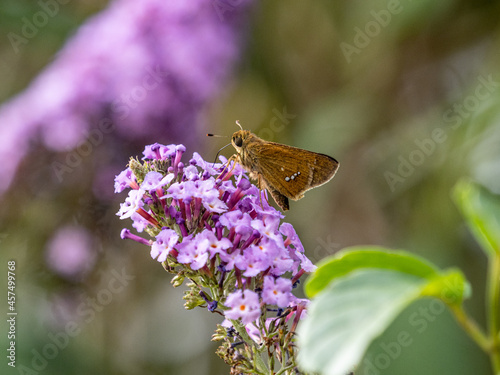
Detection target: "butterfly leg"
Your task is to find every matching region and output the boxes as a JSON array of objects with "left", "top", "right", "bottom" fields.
[
  {"left": 257, "top": 175, "right": 267, "bottom": 208},
  {"left": 257, "top": 174, "right": 270, "bottom": 212},
  {"left": 216, "top": 154, "right": 238, "bottom": 180}
]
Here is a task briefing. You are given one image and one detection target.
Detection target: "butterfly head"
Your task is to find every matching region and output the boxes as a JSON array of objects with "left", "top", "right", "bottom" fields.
[{"left": 231, "top": 130, "right": 251, "bottom": 154}]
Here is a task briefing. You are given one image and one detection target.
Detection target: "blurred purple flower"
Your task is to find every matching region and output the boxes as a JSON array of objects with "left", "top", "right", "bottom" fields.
[
  {"left": 0, "top": 0, "right": 254, "bottom": 194},
  {"left": 45, "top": 225, "right": 97, "bottom": 281}
]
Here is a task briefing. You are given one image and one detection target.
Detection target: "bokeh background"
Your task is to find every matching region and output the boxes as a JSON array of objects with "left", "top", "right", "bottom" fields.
[{"left": 1, "top": 0, "right": 500, "bottom": 374}]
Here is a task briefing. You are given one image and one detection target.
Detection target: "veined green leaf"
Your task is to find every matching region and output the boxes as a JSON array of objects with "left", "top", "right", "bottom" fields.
[{"left": 298, "top": 267, "right": 469, "bottom": 375}]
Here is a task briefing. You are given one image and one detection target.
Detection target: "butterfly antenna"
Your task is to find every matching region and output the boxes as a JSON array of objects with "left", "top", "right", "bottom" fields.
[
  {"left": 212, "top": 143, "right": 232, "bottom": 166},
  {"left": 235, "top": 120, "right": 243, "bottom": 130},
  {"left": 206, "top": 133, "right": 231, "bottom": 165}
]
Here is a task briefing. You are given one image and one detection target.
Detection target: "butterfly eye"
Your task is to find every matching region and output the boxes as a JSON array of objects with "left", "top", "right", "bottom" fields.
[{"left": 233, "top": 136, "right": 243, "bottom": 147}]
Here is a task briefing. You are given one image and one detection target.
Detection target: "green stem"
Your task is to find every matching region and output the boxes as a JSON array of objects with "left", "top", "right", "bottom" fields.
[
  {"left": 231, "top": 319, "right": 268, "bottom": 374},
  {"left": 488, "top": 254, "right": 500, "bottom": 374},
  {"left": 275, "top": 364, "right": 295, "bottom": 375},
  {"left": 449, "top": 305, "right": 490, "bottom": 353}
]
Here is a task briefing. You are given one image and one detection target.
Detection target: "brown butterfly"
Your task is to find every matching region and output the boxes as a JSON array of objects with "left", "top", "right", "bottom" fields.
[{"left": 227, "top": 122, "right": 339, "bottom": 211}]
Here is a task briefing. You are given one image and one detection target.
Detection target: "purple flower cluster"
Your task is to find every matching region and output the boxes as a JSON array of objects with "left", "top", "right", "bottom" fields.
[{"left": 116, "top": 143, "right": 315, "bottom": 363}]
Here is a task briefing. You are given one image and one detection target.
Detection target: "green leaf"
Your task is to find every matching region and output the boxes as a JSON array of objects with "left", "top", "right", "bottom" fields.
[
  {"left": 298, "top": 270, "right": 424, "bottom": 375},
  {"left": 297, "top": 268, "right": 469, "bottom": 375},
  {"left": 420, "top": 269, "right": 471, "bottom": 306},
  {"left": 453, "top": 179, "right": 500, "bottom": 256},
  {"left": 304, "top": 246, "right": 440, "bottom": 298}
]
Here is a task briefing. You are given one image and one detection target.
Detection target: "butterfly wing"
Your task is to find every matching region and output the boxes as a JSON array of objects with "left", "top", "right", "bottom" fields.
[
  {"left": 248, "top": 142, "right": 339, "bottom": 201},
  {"left": 263, "top": 180, "right": 291, "bottom": 211}
]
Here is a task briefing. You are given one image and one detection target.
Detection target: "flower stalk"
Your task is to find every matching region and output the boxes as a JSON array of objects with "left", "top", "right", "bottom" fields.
[
  {"left": 488, "top": 253, "right": 500, "bottom": 374},
  {"left": 449, "top": 251, "right": 500, "bottom": 375}
]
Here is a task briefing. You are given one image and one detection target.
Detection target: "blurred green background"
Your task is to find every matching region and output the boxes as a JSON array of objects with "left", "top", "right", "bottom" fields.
[{"left": 1, "top": 0, "right": 500, "bottom": 374}]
